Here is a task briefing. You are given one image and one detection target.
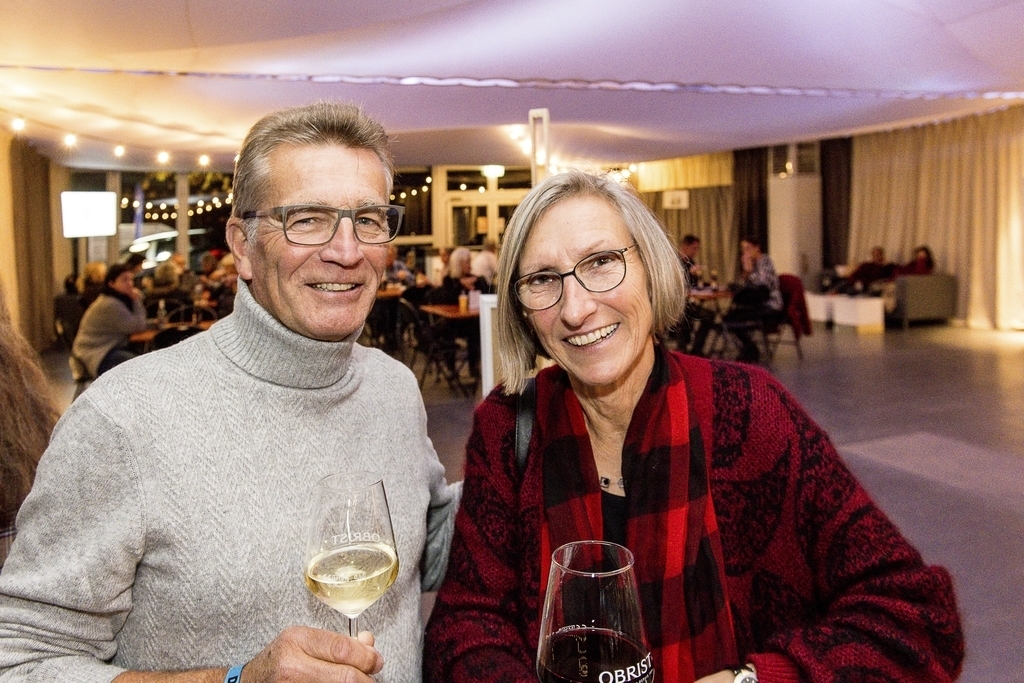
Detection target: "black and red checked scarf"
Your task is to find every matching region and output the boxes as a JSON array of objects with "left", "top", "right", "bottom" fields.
[{"left": 536, "top": 346, "right": 738, "bottom": 683}]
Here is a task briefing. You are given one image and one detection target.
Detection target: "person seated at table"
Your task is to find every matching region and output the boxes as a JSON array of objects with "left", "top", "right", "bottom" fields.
[
  {"left": 672, "top": 234, "right": 717, "bottom": 356},
  {"left": 433, "top": 246, "right": 493, "bottom": 304},
  {"left": 429, "top": 246, "right": 452, "bottom": 287},
  {"left": 76, "top": 260, "right": 107, "bottom": 310},
  {"left": 829, "top": 246, "right": 895, "bottom": 295},
  {"left": 723, "top": 236, "right": 783, "bottom": 363},
  {"left": 210, "top": 253, "right": 239, "bottom": 317},
  {"left": 144, "top": 262, "right": 192, "bottom": 309},
  {"left": 895, "top": 244, "right": 936, "bottom": 276},
  {"left": 471, "top": 238, "right": 499, "bottom": 287},
  {"left": 384, "top": 244, "right": 416, "bottom": 287},
  {"left": 426, "top": 247, "right": 491, "bottom": 376},
  {"left": 423, "top": 168, "right": 964, "bottom": 683},
  {"left": 72, "top": 263, "right": 148, "bottom": 378}
]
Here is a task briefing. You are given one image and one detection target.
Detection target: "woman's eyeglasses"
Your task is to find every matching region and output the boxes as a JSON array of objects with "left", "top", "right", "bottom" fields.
[{"left": 513, "top": 244, "right": 637, "bottom": 311}]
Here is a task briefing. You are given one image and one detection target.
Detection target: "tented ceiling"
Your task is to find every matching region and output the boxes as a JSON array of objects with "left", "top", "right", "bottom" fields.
[{"left": 2, "top": 0, "right": 1022, "bottom": 171}]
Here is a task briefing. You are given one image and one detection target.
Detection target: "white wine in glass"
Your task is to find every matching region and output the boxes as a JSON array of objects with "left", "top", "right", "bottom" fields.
[{"left": 304, "top": 471, "right": 399, "bottom": 636}]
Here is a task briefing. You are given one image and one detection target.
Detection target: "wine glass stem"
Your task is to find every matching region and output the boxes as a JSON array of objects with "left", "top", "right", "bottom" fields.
[{"left": 349, "top": 615, "right": 358, "bottom": 638}]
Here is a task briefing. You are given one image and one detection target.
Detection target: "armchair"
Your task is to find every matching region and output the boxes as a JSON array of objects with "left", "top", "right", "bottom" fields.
[{"left": 887, "top": 274, "right": 957, "bottom": 329}]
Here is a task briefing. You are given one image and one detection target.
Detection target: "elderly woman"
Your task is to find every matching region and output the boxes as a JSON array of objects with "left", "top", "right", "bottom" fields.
[{"left": 423, "top": 170, "right": 963, "bottom": 683}]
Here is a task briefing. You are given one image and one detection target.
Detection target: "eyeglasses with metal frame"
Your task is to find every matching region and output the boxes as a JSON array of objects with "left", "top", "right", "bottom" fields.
[
  {"left": 513, "top": 243, "right": 638, "bottom": 311},
  {"left": 240, "top": 204, "right": 405, "bottom": 245}
]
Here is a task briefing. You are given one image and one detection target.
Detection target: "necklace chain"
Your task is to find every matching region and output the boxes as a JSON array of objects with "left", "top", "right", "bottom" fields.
[{"left": 599, "top": 476, "right": 625, "bottom": 490}]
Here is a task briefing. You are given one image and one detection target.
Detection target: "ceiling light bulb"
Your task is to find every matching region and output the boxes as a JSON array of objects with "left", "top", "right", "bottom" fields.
[
  {"left": 12, "top": 118, "right": 26, "bottom": 132},
  {"left": 481, "top": 165, "right": 505, "bottom": 178},
  {"left": 199, "top": 154, "right": 210, "bottom": 166},
  {"left": 64, "top": 134, "right": 77, "bottom": 147},
  {"left": 157, "top": 151, "right": 170, "bottom": 164},
  {"left": 114, "top": 145, "right": 125, "bottom": 157}
]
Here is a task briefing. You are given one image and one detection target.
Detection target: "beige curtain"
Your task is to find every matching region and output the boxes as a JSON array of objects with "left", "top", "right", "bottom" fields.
[
  {"left": 849, "top": 105, "right": 1024, "bottom": 330},
  {"left": 635, "top": 152, "right": 733, "bottom": 193},
  {"left": 642, "top": 185, "right": 737, "bottom": 284},
  {"left": 9, "top": 139, "right": 54, "bottom": 350}
]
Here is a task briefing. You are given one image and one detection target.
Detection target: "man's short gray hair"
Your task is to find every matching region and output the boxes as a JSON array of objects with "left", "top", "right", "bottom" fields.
[
  {"left": 232, "top": 102, "right": 395, "bottom": 240},
  {"left": 494, "top": 169, "right": 686, "bottom": 395}
]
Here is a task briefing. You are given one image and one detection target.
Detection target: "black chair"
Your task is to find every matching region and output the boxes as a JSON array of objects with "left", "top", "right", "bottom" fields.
[
  {"left": 166, "top": 304, "right": 218, "bottom": 324},
  {"left": 397, "top": 298, "right": 471, "bottom": 396},
  {"left": 151, "top": 324, "right": 203, "bottom": 350},
  {"left": 711, "top": 286, "right": 773, "bottom": 363}
]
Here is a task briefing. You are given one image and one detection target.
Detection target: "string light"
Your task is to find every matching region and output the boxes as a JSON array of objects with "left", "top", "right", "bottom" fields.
[
  {"left": 63, "top": 133, "right": 77, "bottom": 147},
  {"left": 114, "top": 145, "right": 125, "bottom": 157},
  {"left": 157, "top": 151, "right": 170, "bottom": 164},
  {"left": 198, "top": 154, "right": 210, "bottom": 166},
  {"left": 12, "top": 117, "right": 25, "bottom": 132}
]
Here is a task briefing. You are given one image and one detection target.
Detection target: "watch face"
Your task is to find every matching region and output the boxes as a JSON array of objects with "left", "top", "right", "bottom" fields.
[{"left": 732, "top": 668, "right": 758, "bottom": 683}]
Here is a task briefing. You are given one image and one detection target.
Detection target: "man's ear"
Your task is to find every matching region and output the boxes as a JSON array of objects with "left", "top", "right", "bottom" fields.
[{"left": 226, "top": 217, "right": 254, "bottom": 281}]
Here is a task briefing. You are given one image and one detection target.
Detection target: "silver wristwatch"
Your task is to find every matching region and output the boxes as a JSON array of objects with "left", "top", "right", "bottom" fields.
[{"left": 731, "top": 664, "right": 758, "bottom": 683}]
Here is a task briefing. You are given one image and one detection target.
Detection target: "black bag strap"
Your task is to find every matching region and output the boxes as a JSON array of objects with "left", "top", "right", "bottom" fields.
[{"left": 515, "top": 377, "right": 537, "bottom": 473}]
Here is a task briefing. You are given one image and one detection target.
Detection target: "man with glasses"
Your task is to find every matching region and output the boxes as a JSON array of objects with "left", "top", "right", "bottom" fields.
[{"left": 0, "top": 103, "right": 460, "bottom": 683}]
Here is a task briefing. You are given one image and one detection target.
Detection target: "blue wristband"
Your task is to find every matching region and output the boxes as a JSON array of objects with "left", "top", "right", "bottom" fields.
[{"left": 225, "top": 665, "right": 243, "bottom": 683}]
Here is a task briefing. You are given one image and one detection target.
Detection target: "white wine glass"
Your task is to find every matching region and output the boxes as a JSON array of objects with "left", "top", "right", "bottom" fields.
[
  {"left": 304, "top": 471, "right": 399, "bottom": 637},
  {"left": 537, "top": 541, "right": 653, "bottom": 683}
]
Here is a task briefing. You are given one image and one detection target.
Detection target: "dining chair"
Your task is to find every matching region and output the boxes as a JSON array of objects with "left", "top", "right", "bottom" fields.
[
  {"left": 166, "top": 304, "right": 218, "bottom": 324},
  {"left": 397, "top": 298, "right": 472, "bottom": 396},
  {"left": 151, "top": 325, "right": 203, "bottom": 350},
  {"left": 763, "top": 274, "right": 811, "bottom": 361}
]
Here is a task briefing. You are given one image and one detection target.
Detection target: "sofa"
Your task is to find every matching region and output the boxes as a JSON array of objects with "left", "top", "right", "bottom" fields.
[{"left": 886, "top": 274, "right": 958, "bottom": 329}]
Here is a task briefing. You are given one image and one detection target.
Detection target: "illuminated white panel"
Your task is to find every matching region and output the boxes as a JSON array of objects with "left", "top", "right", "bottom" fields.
[{"left": 61, "top": 191, "right": 118, "bottom": 237}]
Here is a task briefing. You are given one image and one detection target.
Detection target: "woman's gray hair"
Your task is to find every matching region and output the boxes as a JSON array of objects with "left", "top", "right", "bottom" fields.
[
  {"left": 232, "top": 102, "right": 395, "bottom": 240},
  {"left": 448, "top": 247, "right": 472, "bottom": 279},
  {"left": 495, "top": 169, "right": 686, "bottom": 395}
]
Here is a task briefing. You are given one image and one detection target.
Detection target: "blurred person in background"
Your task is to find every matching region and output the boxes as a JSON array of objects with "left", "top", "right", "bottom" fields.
[
  {"left": 896, "top": 245, "right": 936, "bottom": 276},
  {"left": 76, "top": 260, "right": 107, "bottom": 310},
  {"left": 470, "top": 239, "right": 499, "bottom": 287},
  {"left": 0, "top": 281, "right": 60, "bottom": 567},
  {"left": 384, "top": 244, "right": 416, "bottom": 287},
  {"left": 72, "top": 263, "right": 148, "bottom": 378},
  {"left": 144, "top": 262, "right": 191, "bottom": 308},
  {"left": 429, "top": 246, "right": 451, "bottom": 287}
]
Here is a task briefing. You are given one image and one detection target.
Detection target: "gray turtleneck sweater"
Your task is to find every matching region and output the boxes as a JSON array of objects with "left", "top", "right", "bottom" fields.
[{"left": 0, "top": 281, "right": 461, "bottom": 683}]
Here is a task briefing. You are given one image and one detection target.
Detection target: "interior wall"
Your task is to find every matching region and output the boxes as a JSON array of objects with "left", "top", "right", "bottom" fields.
[{"left": 769, "top": 174, "right": 822, "bottom": 289}]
